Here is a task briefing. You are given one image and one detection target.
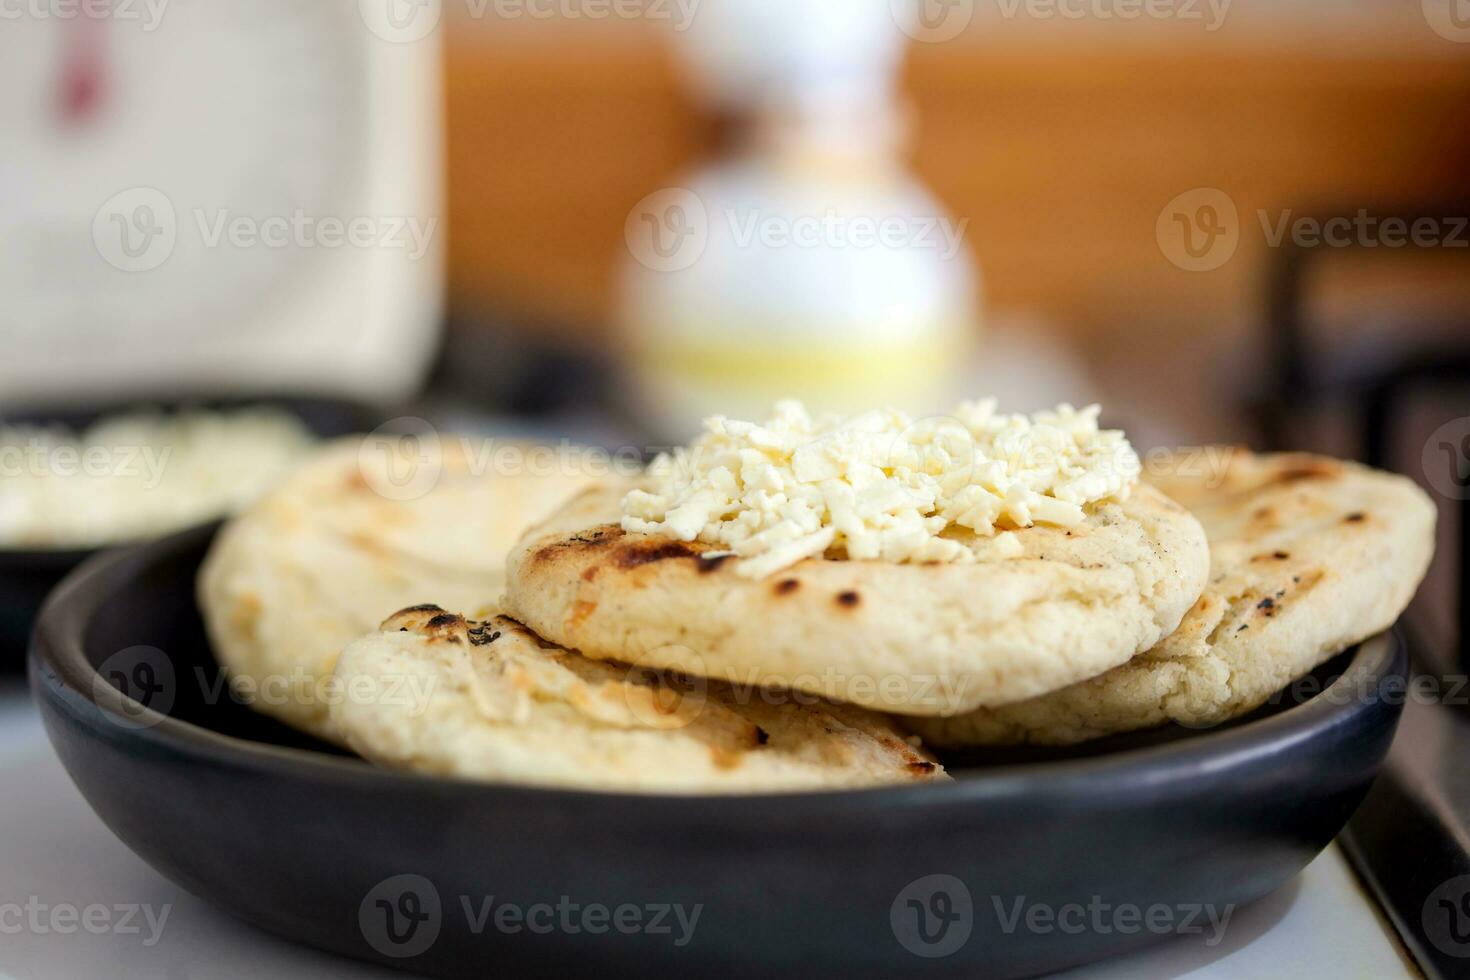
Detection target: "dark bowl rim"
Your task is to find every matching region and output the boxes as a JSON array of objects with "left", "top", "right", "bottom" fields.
[{"left": 29, "top": 522, "right": 1405, "bottom": 814}]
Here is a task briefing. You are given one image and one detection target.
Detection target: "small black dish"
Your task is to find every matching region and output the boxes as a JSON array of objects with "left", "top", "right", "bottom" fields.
[
  {"left": 0, "top": 396, "right": 374, "bottom": 668},
  {"left": 30, "top": 524, "right": 1407, "bottom": 979}
]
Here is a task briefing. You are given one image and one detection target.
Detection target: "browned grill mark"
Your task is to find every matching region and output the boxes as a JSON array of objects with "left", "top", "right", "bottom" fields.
[
  {"left": 774, "top": 578, "right": 800, "bottom": 595},
  {"left": 1270, "top": 460, "right": 1341, "bottom": 484},
  {"left": 1253, "top": 551, "right": 1292, "bottom": 562},
  {"left": 581, "top": 566, "right": 599, "bottom": 582},
  {"left": 836, "top": 591, "right": 861, "bottom": 608},
  {"left": 696, "top": 553, "right": 733, "bottom": 574},
  {"left": 400, "top": 603, "right": 446, "bottom": 614},
  {"left": 569, "top": 527, "right": 621, "bottom": 545},
  {"left": 1343, "top": 511, "right": 1366, "bottom": 523},
  {"left": 532, "top": 527, "right": 624, "bottom": 563},
  {"left": 570, "top": 599, "right": 597, "bottom": 626},
  {"left": 467, "top": 624, "right": 502, "bottom": 646},
  {"left": 907, "top": 760, "right": 937, "bottom": 774},
  {"left": 1256, "top": 597, "right": 1277, "bottom": 617},
  {"left": 710, "top": 746, "right": 745, "bottom": 770},
  {"left": 426, "top": 613, "right": 461, "bottom": 629},
  {"left": 615, "top": 541, "right": 702, "bottom": 568}
]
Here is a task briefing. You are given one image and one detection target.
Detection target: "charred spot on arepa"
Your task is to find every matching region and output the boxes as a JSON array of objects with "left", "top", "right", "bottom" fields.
[
  {"left": 1268, "top": 458, "right": 1342, "bottom": 484},
  {"left": 1343, "top": 511, "right": 1367, "bottom": 523},
  {"left": 836, "top": 590, "right": 861, "bottom": 609},
  {"left": 614, "top": 539, "right": 703, "bottom": 568},
  {"left": 696, "top": 553, "right": 734, "bottom": 574},
  {"left": 467, "top": 622, "right": 502, "bottom": 646},
  {"left": 774, "top": 578, "right": 801, "bottom": 596},
  {"left": 531, "top": 525, "right": 624, "bottom": 564}
]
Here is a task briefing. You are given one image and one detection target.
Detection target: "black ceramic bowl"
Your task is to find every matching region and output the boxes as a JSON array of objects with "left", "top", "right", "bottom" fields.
[
  {"left": 0, "top": 396, "right": 373, "bottom": 668},
  {"left": 30, "top": 524, "right": 1407, "bottom": 979}
]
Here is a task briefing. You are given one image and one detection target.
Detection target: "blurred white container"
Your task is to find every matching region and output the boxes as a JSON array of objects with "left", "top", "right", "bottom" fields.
[{"left": 618, "top": 0, "right": 978, "bottom": 438}]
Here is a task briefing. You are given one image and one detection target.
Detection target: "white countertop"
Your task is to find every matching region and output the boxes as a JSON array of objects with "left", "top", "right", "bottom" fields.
[{"left": 0, "top": 681, "right": 1418, "bottom": 980}]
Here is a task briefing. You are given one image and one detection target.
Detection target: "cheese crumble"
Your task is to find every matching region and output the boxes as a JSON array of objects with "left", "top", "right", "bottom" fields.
[{"left": 621, "top": 400, "right": 1141, "bottom": 579}]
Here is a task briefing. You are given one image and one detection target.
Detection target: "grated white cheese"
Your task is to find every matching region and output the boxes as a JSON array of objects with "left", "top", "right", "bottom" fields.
[{"left": 621, "top": 399, "right": 1141, "bottom": 578}]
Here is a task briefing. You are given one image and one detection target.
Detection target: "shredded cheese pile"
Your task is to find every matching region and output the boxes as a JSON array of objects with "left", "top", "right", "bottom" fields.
[{"left": 621, "top": 399, "right": 1141, "bottom": 578}]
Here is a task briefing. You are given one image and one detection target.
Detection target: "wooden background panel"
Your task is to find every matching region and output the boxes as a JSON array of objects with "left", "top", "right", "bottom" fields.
[{"left": 443, "top": 30, "right": 1470, "bottom": 348}]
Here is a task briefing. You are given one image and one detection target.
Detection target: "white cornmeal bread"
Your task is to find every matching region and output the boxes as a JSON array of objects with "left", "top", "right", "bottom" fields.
[
  {"left": 909, "top": 451, "right": 1437, "bottom": 745},
  {"left": 504, "top": 480, "right": 1210, "bottom": 717},
  {"left": 330, "top": 605, "right": 948, "bottom": 793},
  {"left": 198, "top": 436, "right": 595, "bottom": 744}
]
